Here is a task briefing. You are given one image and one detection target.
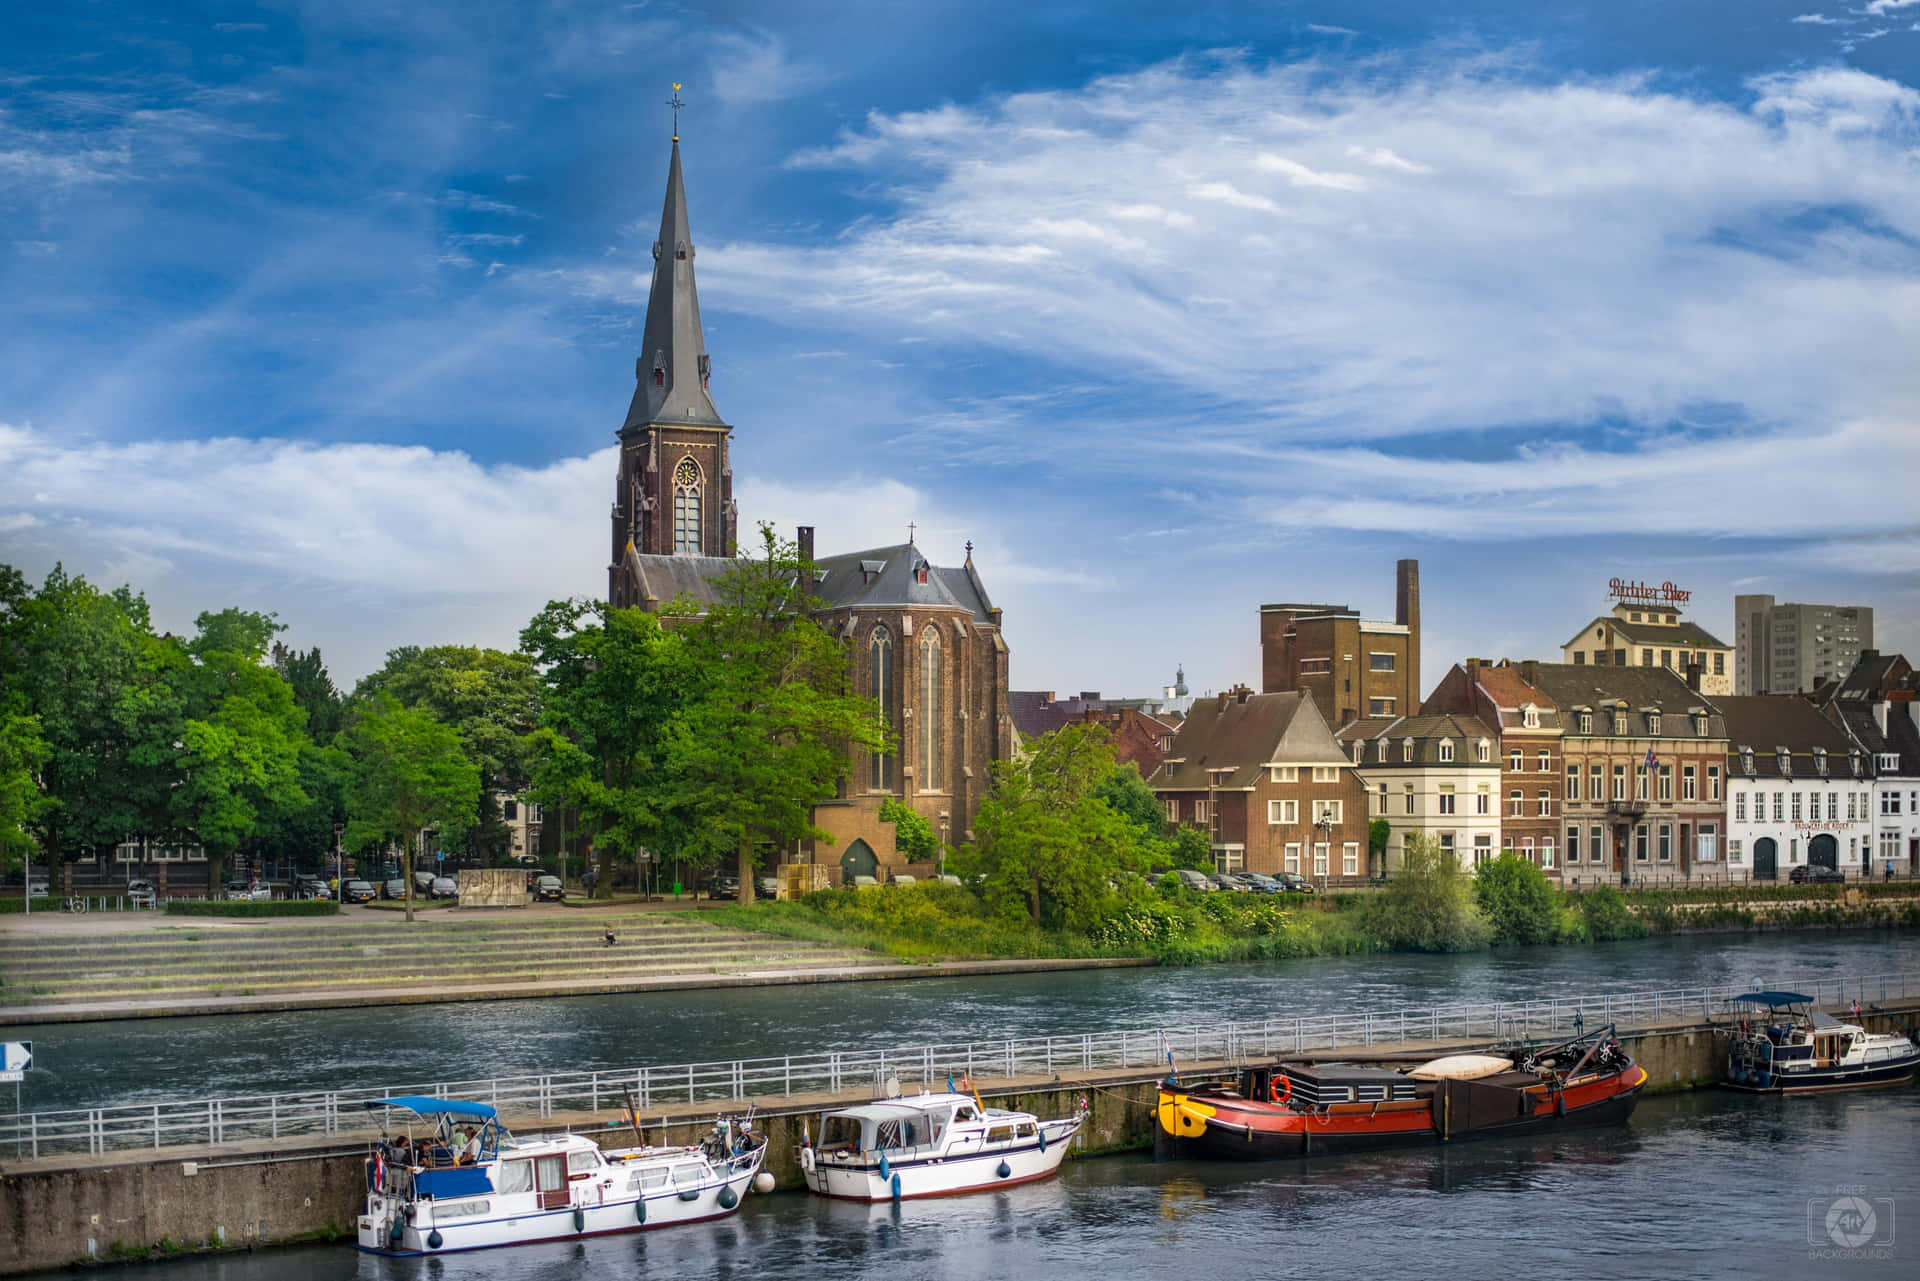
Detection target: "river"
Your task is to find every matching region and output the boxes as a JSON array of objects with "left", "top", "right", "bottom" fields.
[{"left": 12, "top": 931, "right": 1919, "bottom": 1113}]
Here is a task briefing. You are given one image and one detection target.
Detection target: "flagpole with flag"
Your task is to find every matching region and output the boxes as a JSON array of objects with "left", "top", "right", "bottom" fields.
[{"left": 1160, "top": 1031, "right": 1180, "bottom": 1085}]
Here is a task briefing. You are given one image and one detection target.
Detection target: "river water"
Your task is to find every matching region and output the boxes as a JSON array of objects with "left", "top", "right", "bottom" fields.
[
  {"left": 14, "top": 931, "right": 1920, "bottom": 1112},
  {"left": 15, "top": 932, "right": 1920, "bottom": 1278}
]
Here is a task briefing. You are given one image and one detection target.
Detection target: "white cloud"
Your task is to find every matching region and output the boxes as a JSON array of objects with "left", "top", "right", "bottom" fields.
[
  {"left": 1791, "top": 13, "right": 1841, "bottom": 24},
  {"left": 691, "top": 56, "right": 1920, "bottom": 448},
  {"left": 707, "top": 29, "right": 827, "bottom": 107},
  {"left": 1865, "top": 0, "right": 1918, "bottom": 14}
]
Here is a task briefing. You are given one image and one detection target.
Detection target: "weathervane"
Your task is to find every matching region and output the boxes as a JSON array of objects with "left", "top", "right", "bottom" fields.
[{"left": 669, "top": 82, "right": 684, "bottom": 142}]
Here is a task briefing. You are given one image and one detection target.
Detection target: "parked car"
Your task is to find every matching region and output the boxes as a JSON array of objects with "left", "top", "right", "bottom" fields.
[
  {"left": 755, "top": 876, "right": 780, "bottom": 899},
  {"left": 1170, "top": 869, "right": 1216, "bottom": 893},
  {"left": 704, "top": 873, "right": 740, "bottom": 901},
  {"left": 294, "top": 873, "right": 326, "bottom": 897},
  {"left": 1274, "top": 872, "right": 1315, "bottom": 894},
  {"left": 383, "top": 878, "right": 407, "bottom": 900},
  {"left": 341, "top": 879, "right": 377, "bottom": 904},
  {"left": 1240, "top": 873, "right": 1282, "bottom": 894},
  {"left": 532, "top": 875, "right": 565, "bottom": 902},
  {"left": 225, "top": 881, "right": 272, "bottom": 902},
  {"left": 126, "top": 879, "right": 157, "bottom": 908},
  {"left": 1790, "top": 864, "right": 1845, "bottom": 885},
  {"left": 430, "top": 876, "right": 458, "bottom": 899}
]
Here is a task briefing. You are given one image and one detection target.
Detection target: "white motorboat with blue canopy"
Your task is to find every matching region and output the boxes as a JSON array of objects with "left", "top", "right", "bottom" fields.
[
  {"left": 354, "top": 1096, "right": 768, "bottom": 1255},
  {"left": 800, "top": 1087, "right": 1085, "bottom": 1202},
  {"left": 1725, "top": 993, "right": 1920, "bottom": 1094}
]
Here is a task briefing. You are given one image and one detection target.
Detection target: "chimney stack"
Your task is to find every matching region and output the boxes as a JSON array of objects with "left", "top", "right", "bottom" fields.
[
  {"left": 797, "top": 525, "right": 816, "bottom": 596},
  {"left": 1686, "top": 660, "right": 1702, "bottom": 692},
  {"left": 1396, "top": 559, "right": 1421, "bottom": 709},
  {"left": 1520, "top": 659, "right": 1539, "bottom": 687}
]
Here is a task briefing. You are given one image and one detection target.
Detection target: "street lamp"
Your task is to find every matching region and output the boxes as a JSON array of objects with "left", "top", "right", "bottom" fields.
[
  {"left": 333, "top": 823, "right": 345, "bottom": 902},
  {"left": 1316, "top": 811, "right": 1335, "bottom": 890},
  {"left": 938, "top": 811, "right": 951, "bottom": 876}
]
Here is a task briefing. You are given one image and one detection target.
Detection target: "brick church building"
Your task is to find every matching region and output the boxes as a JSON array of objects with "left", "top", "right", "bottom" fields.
[{"left": 606, "top": 137, "right": 1013, "bottom": 882}]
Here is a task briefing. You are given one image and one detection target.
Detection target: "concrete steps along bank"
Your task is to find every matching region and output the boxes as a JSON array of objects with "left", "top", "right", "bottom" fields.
[{"left": 0, "top": 915, "right": 881, "bottom": 1007}]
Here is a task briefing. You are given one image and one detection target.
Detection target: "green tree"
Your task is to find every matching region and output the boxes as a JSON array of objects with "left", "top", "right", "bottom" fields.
[
  {"left": 1363, "top": 832, "right": 1489, "bottom": 952},
  {"left": 879, "top": 798, "right": 938, "bottom": 864},
  {"left": 1473, "top": 852, "right": 1560, "bottom": 946},
  {"left": 342, "top": 696, "right": 477, "bottom": 922},
  {"left": 167, "top": 611, "right": 312, "bottom": 891},
  {"left": 1369, "top": 819, "right": 1391, "bottom": 870},
  {"left": 0, "top": 714, "right": 49, "bottom": 873},
  {"left": 1095, "top": 763, "right": 1167, "bottom": 834},
  {"left": 957, "top": 722, "right": 1155, "bottom": 929},
  {"left": 1167, "top": 825, "right": 1213, "bottom": 871},
  {"left": 272, "top": 642, "right": 346, "bottom": 744},
  {"left": 1576, "top": 884, "right": 1646, "bottom": 941},
  {"left": 521, "top": 599, "right": 689, "bottom": 899},
  {"left": 664, "top": 525, "right": 890, "bottom": 904},
  {"left": 356, "top": 645, "right": 542, "bottom": 862}
]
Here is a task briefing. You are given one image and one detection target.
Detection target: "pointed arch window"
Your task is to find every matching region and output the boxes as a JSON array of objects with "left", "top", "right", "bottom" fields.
[
  {"left": 672, "top": 457, "right": 702, "bottom": 555},
  {"left": 870, "top": 626, "right": 894, "bottom": 790},
  {"left": 921, "top": 629, "right": 942, "bottom": 792}
]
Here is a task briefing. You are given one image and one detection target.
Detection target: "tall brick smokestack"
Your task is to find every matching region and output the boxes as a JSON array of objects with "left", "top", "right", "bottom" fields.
[
  {"left": 797, "top": 525, "right": 815, "bottom": 597},
  {"left": 1396, "top": 559, "right": 1421, "bottom": 708}
]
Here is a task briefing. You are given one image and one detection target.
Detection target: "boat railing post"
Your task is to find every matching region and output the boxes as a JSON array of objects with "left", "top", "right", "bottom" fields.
[
  {"left": 152, "top": 1104, "right": 161, "bottom": 1150},
  {"left": 1007, "top": 1039, "right": 1016, "bottom": 1080},
  {"left": 734, "top": 1060, "right": 745, "bottom": 1101},
  {"left": 270, "top": 1095, "right": 278, "bottom": 1141},
  {"left": 1364, "top": 1013, "right": 1372, "bottom": 1046},
  {"left": 1121, "top": 1031, "right": 1129, "bottom": 1067},
  {"left": 590, "top": 1071, "right": 599, "bottom": 1115},
  {"left": 685, "top": 1065, "right": 693, "bottom": 1107}
]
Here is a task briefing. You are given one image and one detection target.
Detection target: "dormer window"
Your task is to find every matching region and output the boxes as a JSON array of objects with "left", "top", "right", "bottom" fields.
[
  {"left": 1402, "top": 738, "right": 1414, "bottom": 762},
  {"left": 1694, "top": 714, "right": 1708, "bottom": 737},
  {"left": 1522, "top": 705, "right": 1539, "bottom": 729},
  {"left": 1578, "top": 711, "right": 1593, "bottom": 735},
  {"left": 675, "top": 241, "right": 689, "bottom": 261},
  {"left": 653, "top": 361, "right": 665, "bottom": 388},
  {"left": 1438, "top": 739, "right": 1454, "bottom": 763},
  {"left": 1812, "top": 747, "right": 1829, "bottom": 777},
  {"left": 1878, "top": 753, "right": 1900, "bottom": 773},
  {"left": 1776, "top": 747, "right": 1792, "bottom": 778},
  {"left": 1352, "top": 742, "right": 1364, "bottom": 764},
  {"left": 1740, "top": 747, "right": 1756, "bottom": 777},
  {"left": 1376, "top": 739, "right": 1388, "bottom": 762},
  {"left": 1612, "top": 712, "right": 1627, "bottom": 736},
  {"left": 1476, "top": 739, "right": 1490, "bottom": 763},
  {"left": 1647, "top": 713, "right": 1661, "bottom": 737}
]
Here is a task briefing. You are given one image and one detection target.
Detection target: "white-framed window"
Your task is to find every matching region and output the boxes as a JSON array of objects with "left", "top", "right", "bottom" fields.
[
  {"left": 1772, "top": 792, "right": 1784, "bottom": 822},
  {"left": 1509, "top": 790, "right": 1524, "bottom": 817},
  {"left": 1194, "top": 799, "right": 1213, "bottom": 823},
  {"left": 1215, "top": 846, "right": 1245, "bottom": 874},
  {"left": 1342, "top": 842, "right": 1360, "bottom": 876},
  {"left": 1879, "top": 753, "right": 1901, "bottom": 772},
  {"left": 1612, "top": 765, "right": 1627, "bottom": 801},
  {"left": 1697, "top": 823, "right": 1718, "bottom": 862},
  {"left": 1591, "top": 824, "right": 1606, "bottom": 863},
  {"left": 1566, "top": 825, "right": 1581, "bottom": 861},
  {"left": 1509, "top": 749, "right": 1523, "bottom": 772},
  {"left": 1578, "top": 711, "right": 1593, "bottom": 734},
  {"left": 1682, "top": 765, "right": 1696, "bottom": 801},
  {"left": 1635, "top": 825, "right": 1649, "bottom": 861},
  {"left": 1847, "top": 791, "right": 1857, "bottom": 821},
  {"left": 1438, "top": 739, "right": 1454, "bottom": 763},
  {"left": 1376, "top": 782, "right": 1388, "bottom": 813},
  {"left": 1658, "top": 823, "right": 1672, "bottom": 861},
  {"left": 1636, "top": 764, "right": 1650, "bottom": 801},
  {"left": 1312, "top": 765, "right": 1339, "bottom": 784},
  {"left": 1735, "top": 792, "right": 1747, "bottom": 822},
  {"left": 1523, "top": 706, "right": 1540, "bottom": 729},
  {"left": 1728, "top": 838, "right": 1744, "bottom": 865},
  {"left": 1521, "top": 837, "right": 1534, "bottom": 860},
  {"left": 1312, "top": 799, "right": 1343, "bottom": 824},
  {"left": 1271, "top": 765, "right": 1299, "bottom": 783},
  {"left": 1709, "top": 765, "right": 1721, "bottom": 800},
  {"left": 1438, "top": 785, "right": 1457, "bottom": 815},
  {"left": 1313, "top": 843, "right": 1330, "bottom": 876},
  {"left": 1164, "top": 799, "right": 1178, "bottom": 823},
  {"left": 1369, "top": 652, "right": 1396, "bottom": 672},
  {"left": 1477, "top": 740, "right": 1491, "bottom": 763},
  {"left": 1791, "top": 792, "right": 1803, "bottom": 822},
  {"left": 1658, "top": 764, "right": 1672, "bottom": 802},
  {"left": 1352, "top": 742, "right": 1365, "bottom": 764},
  {"left": 1376, "top": 739, "right": 1389, "bottom": 762},
  {"left": 1537, "top": 750, "right": 1551, "bottom": 773},
  {"left": 1567, "top": 764, "right": 1580, "bottom": 801},
  {"left": 1474, "top": 833, "right": 1494, "bottom": 864},
  {"left": 1284, "top": 843, "right": 1301, "bottom": 873},
  {"left": 1881, "top": 831, "right": 1903, "bottom": 862},
  {"left": 1404, "top": 785, "right": 1415, "bottom": 815},
  {"left": 1826, "top": 791, "right": 1838, "bottom": 822},
  {"left": 1648, "top": 713, "right": 1661, "bottom": 736},
  {"left": 1476, "top": 786, "right": 1490, "bottom": 815},
  {"left": 1402, "top": 739, "right": 1414, "bottom": 762},
  {"left": 1541, "top": 837, "right": 1556, "bottom": 869},
  {"left": 1537, "top": 790, "right": 1551, "bottom": 817},
  {"left": 1884, "top": 792, "right": 1904, "bottom": 816},
  {"left": 1269, "top": 799, "right": 1298, "bottom": 825},
  {"left": 1370, "top": 696, "right": 1396, "bottom": 717}
]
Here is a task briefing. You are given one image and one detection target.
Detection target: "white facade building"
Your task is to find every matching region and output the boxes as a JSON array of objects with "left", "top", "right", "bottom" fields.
[
  {"left": 1339, "top": 713, "right": 1505, "bottom": 869},
  {"left": 1719, "top": 696, "right": 1872, "bottom": 880},
  {"left": 1815, "top": 653, "right": 1920, "bottom": 875}
]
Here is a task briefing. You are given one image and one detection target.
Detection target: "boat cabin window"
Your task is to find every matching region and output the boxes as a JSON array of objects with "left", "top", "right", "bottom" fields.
[
  {"left": 954, "top": 1106, "right": 978, "bottom": 1123},
  {"left": 567, "top": 1149, "right": 601, "bottom": 1175},
  {"left": 986, "top": 1125, "right": 1016, "bottom": 1144},
  {"left": 498, "top": 1160, "right": 534, "bottom": 1195},
  {"left": 670, "top": 1163, "right": 705, "bottom": 1187},
  {"left": 820, "top": 1116, "right": 865, "bottom": 1149},
  {"left": 874, "top": 1118, "right": 926, "bottom": 1150},
  {"left": 631, "top": 1166, "right": 671, "bottom": 1191},
  {"left": 434, "top": 1200, "right": 490, "bottom": 1220},
  {"left": 1016, "top": 1123, "right": 1036, "bottom": 1138}
]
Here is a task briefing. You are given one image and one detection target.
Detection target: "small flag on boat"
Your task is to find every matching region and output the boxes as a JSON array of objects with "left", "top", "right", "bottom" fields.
[
  {"left": 1160, "top": 1031, "right": 1179, "bottom": 1084},
  {"left": 373, "top": 1151, "right": 386, "bottom": 1189},
  {"left": 801, "top": 1118, "right": 810, "bottom": 1148}
]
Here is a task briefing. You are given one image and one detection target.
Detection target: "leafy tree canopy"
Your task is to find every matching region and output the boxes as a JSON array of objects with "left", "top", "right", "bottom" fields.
[
  {"left": 1473, "top": 851, "right": 1560, "bottom": 946},
  {"left": 1364, "top": 832, "right": 1489, "bottom": 952},
  {"left": 272, "top": 642, "right": 345, "bottom": 744},
  {"left": 0, "top": 714, "right": 49, "bottom": 871},
  {"left": 879, "top": 798, "right": 938, "bottom": 863},
  {"left": 1095, "top": 762, "right": 1166, "bottom": 835},
  {"left": 342, "top": 695, "right": 477, "bottom": 921}
]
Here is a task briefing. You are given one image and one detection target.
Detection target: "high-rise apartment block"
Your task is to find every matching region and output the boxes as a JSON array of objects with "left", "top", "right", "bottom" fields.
[{"left": 1733, "top": 596, "right": 1873, "bottom": 695}]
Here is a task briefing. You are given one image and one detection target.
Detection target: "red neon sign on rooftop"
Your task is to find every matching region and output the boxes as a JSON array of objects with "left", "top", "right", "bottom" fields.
[{"left": 1608, "top": 577, "right": 1691, "bottom": 605}]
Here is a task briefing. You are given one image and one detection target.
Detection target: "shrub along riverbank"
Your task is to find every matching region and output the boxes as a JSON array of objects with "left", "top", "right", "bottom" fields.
[{"left": 715, "top": 847, "right": 1920, "bottom": 966}]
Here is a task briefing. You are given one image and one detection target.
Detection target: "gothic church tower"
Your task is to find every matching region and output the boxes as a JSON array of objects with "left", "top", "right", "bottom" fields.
[{"left": 609, "top": 137, "right": 736, "bottom": 606}]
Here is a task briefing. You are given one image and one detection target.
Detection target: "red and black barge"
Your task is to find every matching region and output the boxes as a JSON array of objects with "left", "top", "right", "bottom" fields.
[{"left": 1157, "top": 1025, "right": 1647, "bottom": 1161}]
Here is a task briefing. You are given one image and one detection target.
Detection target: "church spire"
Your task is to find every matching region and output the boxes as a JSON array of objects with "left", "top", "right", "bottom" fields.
[{"left": 624, "top": 136, "right": 725, "bottom": 431}]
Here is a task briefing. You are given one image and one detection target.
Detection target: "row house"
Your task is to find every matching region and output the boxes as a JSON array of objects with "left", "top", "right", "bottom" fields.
[
  {"left": 1421, "top": 659, "right": 1566, "bottom": 873},
  {"left": 1525, "top": 664, "right": 1729, "bottom": 885},
  {"left": 1337, "top": 712, "right": 1504, "bottom": 870},
  {"left": 1717, "top": 696, "right": 1871, "bottom": 880},
  {"left": 1815, "top": 651, "right": 1920, "bottom": 873},
  {"left": 1154, "top": 687, "right": 1373, "bottom": 882}
]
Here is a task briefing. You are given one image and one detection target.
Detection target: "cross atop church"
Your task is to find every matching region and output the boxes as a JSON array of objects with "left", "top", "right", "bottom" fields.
[
  {"left": 907, "top": 521, "right": 917, "bottom": 544},
  {"left": 668, "top": 82, "right": 684, "bottom": 141}
]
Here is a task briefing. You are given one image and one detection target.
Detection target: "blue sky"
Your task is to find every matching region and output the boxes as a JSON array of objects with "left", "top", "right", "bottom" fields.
[{"left": 2, "top": 1, "right": 1917, "bottom": 695}]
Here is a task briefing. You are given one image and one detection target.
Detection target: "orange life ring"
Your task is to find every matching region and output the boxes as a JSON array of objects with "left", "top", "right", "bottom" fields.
[{"left": 1269, "top": 1074, "right": 1292, "bottom": 1105}]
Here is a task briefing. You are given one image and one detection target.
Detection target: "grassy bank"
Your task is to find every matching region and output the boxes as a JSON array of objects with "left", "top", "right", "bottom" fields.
[
  {"left": 163, "top": 900, "right": 340, "bottom": 918},
  {"left": 714, "top": 874, "right": 1920, "bottom": 967}
]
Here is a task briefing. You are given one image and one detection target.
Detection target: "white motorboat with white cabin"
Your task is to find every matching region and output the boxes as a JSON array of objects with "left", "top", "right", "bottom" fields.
[
  {"left": 354, "top": 1096, "right": 768, "bottom": 1256},
  {"left": 800, "top": 1088, "right": 1085, "bottom": 1202}
]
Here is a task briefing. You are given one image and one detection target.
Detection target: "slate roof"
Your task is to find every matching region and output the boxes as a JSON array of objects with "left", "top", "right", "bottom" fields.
[
  {"left": 1561, "top": 615, "right": 1728, "bottom": 651},
  {"left": 1523, "top": 664, "right": 1726, "bottom": 739},
  {"left": 623, "top": 140, "right": 726, "bottom": 431},
  {"left": 1010, "top": 691, "right": 1104, "bottom": 742},
  {"left": 623, "top": 541, "right": 997, "bottom": 625},
  {"left": 1815, "top": 652, "right": 1920, "bottom": 777},
  {"left": 1472, "top": 665, "right": 1564, "bottom": 732},
  {"left": 1334, "top": 712, "right": 1499, "bottom": 767},
  {"left": 1157, "top": 691, "right": 1348, "bottom": 790},
  {"left": 1717, "top": 695, "right": 1862, "bottom": 781}
]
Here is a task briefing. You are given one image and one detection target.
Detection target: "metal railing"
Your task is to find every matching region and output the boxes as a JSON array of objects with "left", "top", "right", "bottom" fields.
[{"left": 5, "top": 970, "right": 1915, "bottom": 1161}]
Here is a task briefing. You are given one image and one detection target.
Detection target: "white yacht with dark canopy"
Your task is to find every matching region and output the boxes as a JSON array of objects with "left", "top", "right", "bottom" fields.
[
  {"left": 354, "top": 1096, "right": 768, "bottom": 1256},
  {"left": 800, "top": 1082, "right": 1086, "bottom": 1202}
]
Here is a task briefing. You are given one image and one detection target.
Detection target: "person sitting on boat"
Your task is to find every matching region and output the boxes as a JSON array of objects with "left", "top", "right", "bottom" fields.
[{"left": 457, "top": 1127, "right": 482, "bottom": 1165}]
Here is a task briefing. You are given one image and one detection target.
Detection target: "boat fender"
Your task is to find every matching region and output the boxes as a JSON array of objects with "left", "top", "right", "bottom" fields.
[
  {"left": 678, "top": 1187, "right": 701, "bottom": 1201},
  {"left": 1756, "top": 1071, "right": 1770, "bottom": 1090},
  {"left": 1038, "top": 1129, "right": 1047, "bottom": 1153},
  {"left": 573, "top": 1208, "right": 585, "bottom": 1233},
  {"left": 754, "top": 1172, "right": 776, "bottom": 1194},
  {"left": 388, "top": 1220, "right": 403, "bottom": 1249},
  {"left": 636, "top": 1198, "right": 647, "bottom": 1223},
  {"left": 718, "top": 1186, "right": 738, "bottom": 1210},
  {"left": 996, "top": 1161, "right": 1012, "bottom": 1180},
  {"left": 800, "top": 1148, "right": 816, "bottom": 1173},
  {"left": 1555, "top": 1092, "right": 1566, "bottom": 1118},
  {"left": 878, "top": 1153, "right": 890, "bottom": 1182},
  {"left": 890, "top": 1172, "right": 903, "bottom": 1201},
  {"left": 426, "top": 1230, "right": 443, "bottom": 1251},
  {"left": 1269, "top": 1074, "right": 1292, "bottom": 1106}
]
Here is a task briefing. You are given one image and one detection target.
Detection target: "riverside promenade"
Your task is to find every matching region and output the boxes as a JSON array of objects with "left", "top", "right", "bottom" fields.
[{"left": 0, "top": 905, "right": 1150, "bottom": 1026}]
